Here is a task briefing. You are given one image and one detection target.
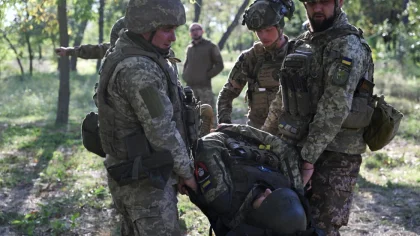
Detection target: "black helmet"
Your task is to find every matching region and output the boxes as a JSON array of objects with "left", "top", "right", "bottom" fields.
[
  {"left": 248, "top": 188, "right": 307, "bottom": 234},
  {"left": 242, "top": 0, "right": 295, "bottom": 30}
]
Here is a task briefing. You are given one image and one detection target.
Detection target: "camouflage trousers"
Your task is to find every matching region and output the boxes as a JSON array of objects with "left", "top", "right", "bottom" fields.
[
  {"left": 190, "top": 86, "right": 216, "bottom": 126},
  {"left": 107, "top": 175, "right": 180, "bottom": 236},
  {"left": 308, "top": 151, "right": 362, "bottom": 236},
  {"left": 190, "top": 86, "right": 215, "bottom": 112}
]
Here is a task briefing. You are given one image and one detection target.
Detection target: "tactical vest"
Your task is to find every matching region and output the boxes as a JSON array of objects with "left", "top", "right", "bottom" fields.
[
  {"left": 97, "top": 46, "right": 188, "bottom": 160},
  {"left": 247, "top": 42, "right": 287, "bottom": 128},
  {"left": 192, "top": 130, "right": 293, "bottom": 231},
  {"left": 277, "top": 24, "right": 374, "bottom": 141}
]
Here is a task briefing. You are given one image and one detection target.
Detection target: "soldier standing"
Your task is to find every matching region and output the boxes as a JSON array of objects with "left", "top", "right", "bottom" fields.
[
  {"left": 96, "top": 0, "right": 197, "bottom": 235},
  {"left": 262, "top": 0, "right": 375, "bottom": 235},
  {"left": 182, "top": 23, "right": 224, "bottom": 113},
  {"left": 217, "top": 0, "right": 294, "bottom": 128}
]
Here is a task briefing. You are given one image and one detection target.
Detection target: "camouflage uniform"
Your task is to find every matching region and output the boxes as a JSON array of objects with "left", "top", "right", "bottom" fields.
[
  {"left": 261, "top": 11, "right": 373, "bottom": 236},
  {"left": 191, "top": 124, "right": 305, "bottom": 234},
  {"left": 217, "top": 0, "right": 295, "bottom": 129},
  {"left": 217, "top": 41, "right": 289, "bottom": 128},
  {"left": 65, "top": 17, "right": 125, "bottom": 59},
  {"left": 97, "top": 1, "right": 193, "bottom": 235}
]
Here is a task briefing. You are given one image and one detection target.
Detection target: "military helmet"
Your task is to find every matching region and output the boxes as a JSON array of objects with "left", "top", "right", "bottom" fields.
[
  {"left": 125, "top": 0, "right": 186, "bottom": 34},
  {"left": 248, "top": 188, "right": 307, "bottom": 234},
  {"left": 242, "top": 0, "right": 295, "bottom": 31}
]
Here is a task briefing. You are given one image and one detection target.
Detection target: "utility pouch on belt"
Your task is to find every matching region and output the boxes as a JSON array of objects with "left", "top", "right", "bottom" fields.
[
  {"left": 342, "top": 78, "right": 375, "bottom": 129},
  {"left": 107, "top": 132, "right": 174, "bottom": 189},
  {"left": 81, "top": 112, "right": 106, "bottom": 157},
  {"left": 363, "top": 95, "right": 403, "bottom": 151}
]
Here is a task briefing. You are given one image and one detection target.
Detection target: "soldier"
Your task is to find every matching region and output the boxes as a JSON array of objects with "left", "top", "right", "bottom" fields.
[
  {"left": 96, "top": 0, "right": 197, "bottom": 235},
  {"left": 261, "top": 0, "right": 375, "bottom": 235},
  {"left": 55, "top": 17, "right": 125, "bottom": 59},
  {"left": 217, "top": 0, "right": 294, "bottom": 129},
  {"left": 189, "top": 124, "right": 315, "bottom": 236},
  {"left": 183, "top": 23, "right": 224, "bottom": 113}
]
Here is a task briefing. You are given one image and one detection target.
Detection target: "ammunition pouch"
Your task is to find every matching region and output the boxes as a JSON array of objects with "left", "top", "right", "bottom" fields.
[
  {"left": 363, "top": 95, "right": 403, "bottom": 151},
  {"left": 107, "top": 131, "right": 174, "bottom": 189},
  {"left": 281, "top": 52, "right": 312, "bottom": 117},
  {"left": 342, "top": 79, "right": 375, "bottom": 129},
  {"left": 81, "top": 112, "right": 106, "bottom": 157}
]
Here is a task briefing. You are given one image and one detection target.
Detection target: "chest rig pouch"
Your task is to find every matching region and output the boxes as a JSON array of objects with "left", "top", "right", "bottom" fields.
[
  {"left": 248, "top": 51, "right": 283, "bottom": 123},
  {"left": 277, "top": 50, "right": 313, "bottom": 140}
]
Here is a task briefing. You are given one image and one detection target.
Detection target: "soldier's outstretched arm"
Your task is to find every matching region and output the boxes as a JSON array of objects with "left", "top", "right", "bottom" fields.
[
  {"left": 55, "top": 43, "right": 111, "bottom": 59},
  {"left": 217, "top": 53, "right": 248, "bottom": 124},
  {"left": 300, "top": 35, "right": 370, "bottom": 164},
  {"left": 117, "top": 61, "right": 194, "bottom": 180}
]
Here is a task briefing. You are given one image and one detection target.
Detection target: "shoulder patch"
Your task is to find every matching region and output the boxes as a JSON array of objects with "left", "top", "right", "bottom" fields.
[
  {"left": 333, "top": 64, "right": 351, "bottom": 86},
  {"left": 139, "top": 87, "right": 164, "bottom": 118}
]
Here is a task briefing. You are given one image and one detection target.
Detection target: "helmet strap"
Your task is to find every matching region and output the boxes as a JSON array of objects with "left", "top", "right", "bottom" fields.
[
  {"left": 264, "top": 25, "right": 283, "bottom": 51},
  {"left": 148, "top": 31, "right": 157, "bottom": 43}
]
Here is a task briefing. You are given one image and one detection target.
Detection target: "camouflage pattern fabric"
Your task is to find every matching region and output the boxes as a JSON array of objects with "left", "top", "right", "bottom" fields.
[
  {"left": 66, "top": 43, "right": 110, "bottom": 59},
  {"left": 110, "top": 17, "right": 126, "bottom": 46},
  {"left": 102, "top": 31, "right": 193, "bottom": 180},
  {"left": 261, "top": 12, "right": 371, "bottom": 236},
  {"left": 108, "top": 174, "right": 181, "bottom": 236},
  {"left": 217, "top": 40, "right": 288, "bottom": 128},
  {"left": 190, "top": 86, "right": 215, "bottom": 113},
  {"left": 262, "top": 13, "right": 371, "bottom": 163},
  {"left": 217, "top": 124, "right": 303, "bottom": 190},
  {"left": 125, "top": 0, "right": 185, "bottom": 34},
  {"left": 65, "top": 17, "right": 126, "bottom": 59},
  {"left": 308, "top": 151, "right": 362, "bottom": 236},
  {"left": 99, "top": 30, "right": 193, "bottom": 235}
]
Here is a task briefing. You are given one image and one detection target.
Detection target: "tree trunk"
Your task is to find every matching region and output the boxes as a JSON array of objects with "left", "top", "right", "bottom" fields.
[
  {"left": 25, "top": 33, "right": 33, "bottom": 76},
  {"left": 2, "top": 32, "right": 25, "bottom": 79},
  {"left": 38, "top": 45, "right": 42, "bottom": 60},
  {"left": 97, "top": 0, "right": 105, "bottom": 71},
  {"left": 193, "top": 0, "right": 203, "bottom": 22},
  {"left": 70, "top": 19, "right": 88, "bottom": 71},
  {"left": 56, "top": 0, "right": 70, "bottom": 126},
  {"left": 217, "top": 0, "right": 250, "bottom": 51}
]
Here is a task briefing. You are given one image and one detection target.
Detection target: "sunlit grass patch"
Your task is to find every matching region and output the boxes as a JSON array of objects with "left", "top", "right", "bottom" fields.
[{"left": 178, "top": 195, "right": 210, "bottom": 235}]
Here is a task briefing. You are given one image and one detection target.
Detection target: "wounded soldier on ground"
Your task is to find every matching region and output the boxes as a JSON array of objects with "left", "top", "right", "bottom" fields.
[{"left": 183, "top": 124, "right": 324, "bottom": 236}]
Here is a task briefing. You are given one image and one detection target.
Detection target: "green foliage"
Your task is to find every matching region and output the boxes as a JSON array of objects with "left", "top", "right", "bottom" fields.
[{"left": 364, "top": 152, "right": 405, "bottom": 170}]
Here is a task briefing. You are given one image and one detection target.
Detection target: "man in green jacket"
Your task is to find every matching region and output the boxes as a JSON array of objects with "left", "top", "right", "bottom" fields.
[{"left": 183, "top": 23, "right": 224, "bottom": 113}]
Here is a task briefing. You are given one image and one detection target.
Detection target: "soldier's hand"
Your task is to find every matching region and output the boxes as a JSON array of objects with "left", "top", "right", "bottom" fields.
[
  {"left": 178, "top": 177, "right": 197, "bottom": 195},
  {"left": 300, "top": 161, "right": 314, "bottom": 186},
  {"left": 55, "top": 47, "right": 68, "bottom": 57}
]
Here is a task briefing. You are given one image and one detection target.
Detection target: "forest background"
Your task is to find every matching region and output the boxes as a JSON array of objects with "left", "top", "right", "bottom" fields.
[{"left": 0, "top": 0, "right": 419, "bottom": 235}]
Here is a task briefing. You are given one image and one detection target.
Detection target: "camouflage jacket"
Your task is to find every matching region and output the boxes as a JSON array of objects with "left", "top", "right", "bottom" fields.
[
  {"left": 217, "top": 38, "right": 288, "bottom": 128},
  {"left": 100, "top": 32, "right": 194, "bottom": 181},
  {"left": 66, "top": 17, "right": 125, "bottom": 59},
  {"left": 262, "top": 13, "right": 371, "bottom": 164}
]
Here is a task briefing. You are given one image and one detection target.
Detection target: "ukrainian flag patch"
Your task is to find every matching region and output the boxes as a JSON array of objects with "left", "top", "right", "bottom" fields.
[{"left": 341, "top": 57, "right": 352, "bottom": 66}]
